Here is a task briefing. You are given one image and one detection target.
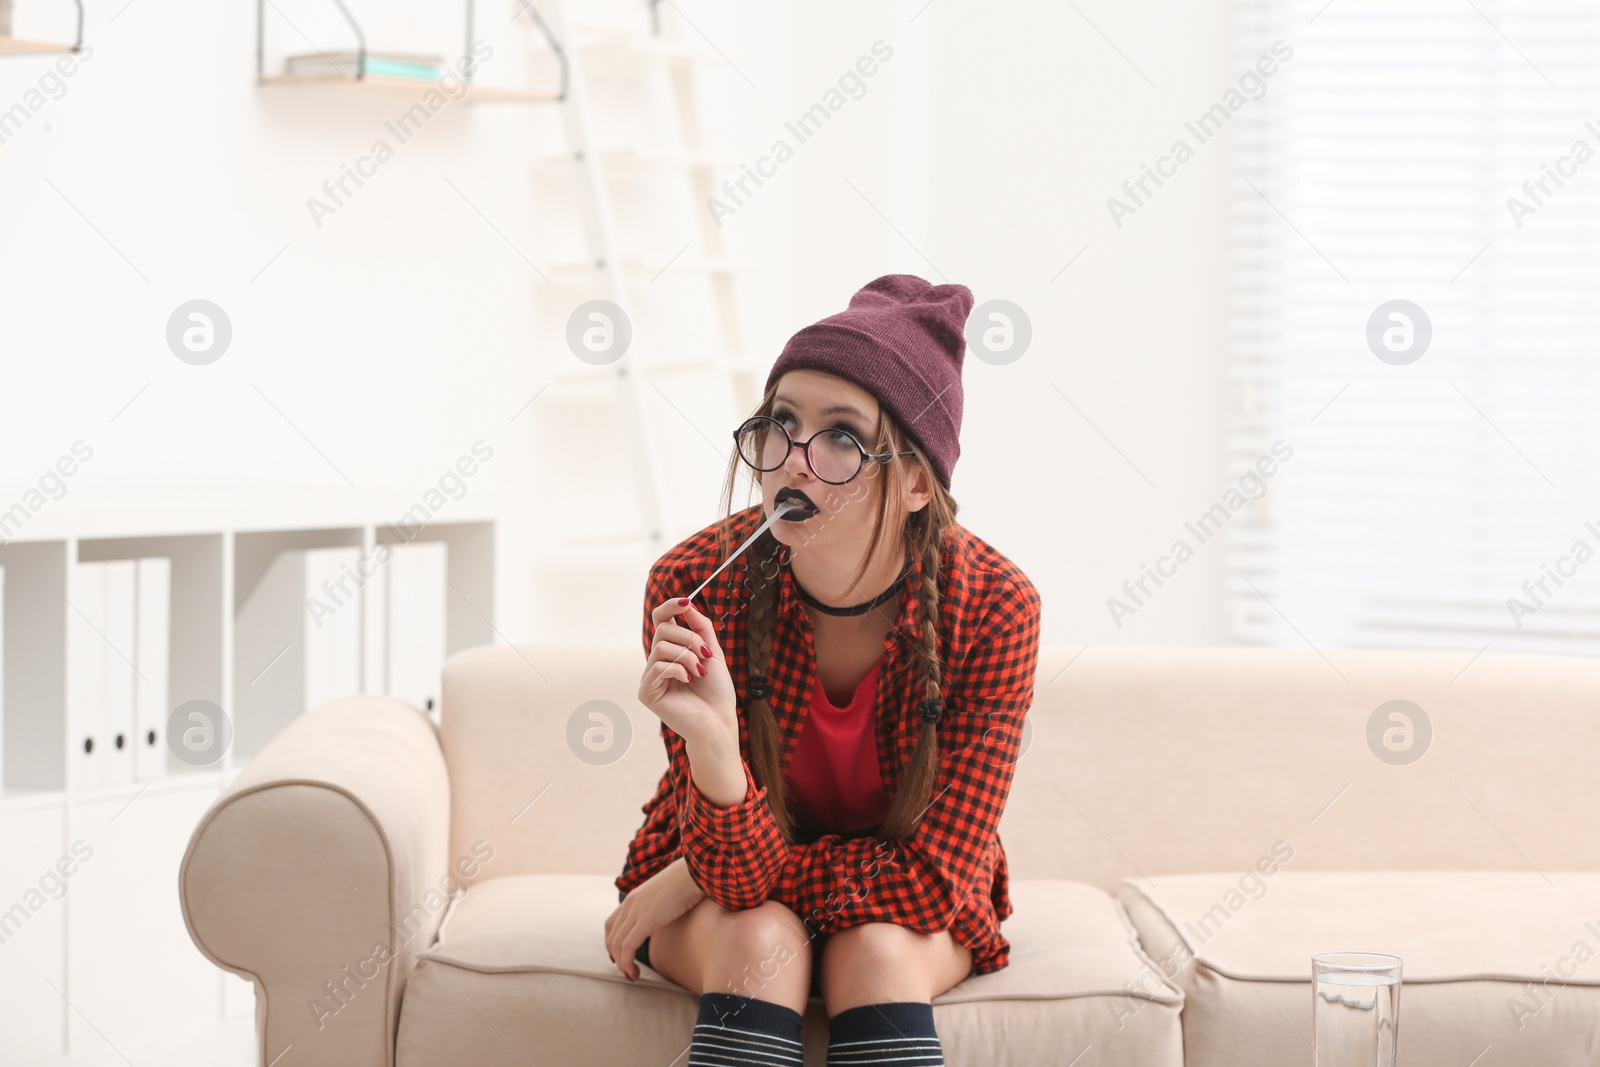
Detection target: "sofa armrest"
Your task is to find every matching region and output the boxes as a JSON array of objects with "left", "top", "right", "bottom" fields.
[{"left": 180, "top": 694, "right": 451, "bottom": 1067}]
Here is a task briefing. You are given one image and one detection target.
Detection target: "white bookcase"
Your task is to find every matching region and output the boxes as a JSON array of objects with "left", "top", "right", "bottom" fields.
[{"left": 0, "top": 491, "right": 496, "bottom": 1065}]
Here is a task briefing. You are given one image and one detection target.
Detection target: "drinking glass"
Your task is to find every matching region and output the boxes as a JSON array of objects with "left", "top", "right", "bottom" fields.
[{"left": 1312, "top": 952, "right": 1402, "bottom": 1066}]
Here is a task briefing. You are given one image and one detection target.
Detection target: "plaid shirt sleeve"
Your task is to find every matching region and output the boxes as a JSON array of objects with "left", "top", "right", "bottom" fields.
[
  {"left": 678, "top": 574, "right": 1043, "bottom": 933},
  {"left": 615, "top": 765, "right": 680, "bottom": 900},
  {"left": 613, "top": 561, "right": 690, "bottom": 900}
]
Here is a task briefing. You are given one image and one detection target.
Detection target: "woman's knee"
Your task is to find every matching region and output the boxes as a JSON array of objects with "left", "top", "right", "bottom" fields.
[
  {"left": 650, "top": 898, "right": 813, "bottom": 1000},
  {"left": 820, "top": 921, "right": 908, "bottom": 976},
  {"left": 701, "top": 900, "right": 812, "bottom": 995},
  {"left": 819, "top": 923, "right": 970, "bottom": 1011}
]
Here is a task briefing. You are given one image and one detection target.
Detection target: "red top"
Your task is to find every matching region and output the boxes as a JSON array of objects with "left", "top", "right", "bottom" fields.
[
  {"left": 616, "top": 503, "right": 1043, "bottom": 976},
  {"left": 783, "top": 656, "right": 891, "bottom": 838}
]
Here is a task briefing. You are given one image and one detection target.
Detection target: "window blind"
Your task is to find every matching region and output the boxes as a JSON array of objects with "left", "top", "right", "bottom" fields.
[{"left": 1228, "top": 0, "right": 1600, "bottom": 655}]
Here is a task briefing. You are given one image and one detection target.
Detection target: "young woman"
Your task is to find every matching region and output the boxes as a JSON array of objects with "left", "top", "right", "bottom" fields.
[{"left": 603, "top": 274, "right": 1042, "bottom": 1066}]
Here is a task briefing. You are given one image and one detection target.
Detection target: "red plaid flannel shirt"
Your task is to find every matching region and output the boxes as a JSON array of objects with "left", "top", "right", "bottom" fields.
[{"left": 615, "top": 504, "right": 1042, "bottom": 975}]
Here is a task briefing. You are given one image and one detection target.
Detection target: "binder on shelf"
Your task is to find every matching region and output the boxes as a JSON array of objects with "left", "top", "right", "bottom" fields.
[
  {"left": 102, "top": 560, "right": 136, "bottom": 787},
  {"left": 303, "top": 547, "right": 362, "bottom": 715},
  {"left": 69, "top": 559, "right": 148, "bottom": 789},
  {"left": 134, "top": 557, "right": 170, "bottom": 781},
  {"left": 0, "top": 563, "right": 6, "bottom": 793},
  {"left": 69, "top": 560, "right": 108, "bottom": 789},
  {"left": 235, "top": 544, "right": 363, "bottom": 759},
  {"left": 384, "top": 540, "right": 447, "bottom": 721}
]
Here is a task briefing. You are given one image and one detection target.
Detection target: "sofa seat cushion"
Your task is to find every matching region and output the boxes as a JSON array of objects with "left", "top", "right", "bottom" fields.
[
  {"left": 394, "top": 873, "right": 1184, "bottom": 1066},
  {"left": 1117, "top": 870, "right": 1600, "bottom": 1067}
]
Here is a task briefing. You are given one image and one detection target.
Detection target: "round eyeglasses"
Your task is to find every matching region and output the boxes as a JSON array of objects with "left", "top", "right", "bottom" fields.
[{"left": 732, "top": 415, "right": 918, "bottom": 485}]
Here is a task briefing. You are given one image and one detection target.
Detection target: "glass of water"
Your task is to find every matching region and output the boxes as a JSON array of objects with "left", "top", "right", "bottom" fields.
[{"left": 1312, "top": 952, "right": 1402, "bottom": 1066}]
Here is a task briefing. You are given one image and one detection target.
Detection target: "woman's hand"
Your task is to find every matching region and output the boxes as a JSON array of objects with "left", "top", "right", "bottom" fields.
[
  {"left": 639, "top": 597, "right": 737, "bottom": 749},
  {"left": 605, "top": 857, "right": 706, "bottom": 981}
]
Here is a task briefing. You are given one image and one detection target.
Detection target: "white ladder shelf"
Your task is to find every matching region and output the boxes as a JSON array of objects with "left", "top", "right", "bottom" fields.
[{"left": 527, "top": 0, "right": 761, "bottom": 555}]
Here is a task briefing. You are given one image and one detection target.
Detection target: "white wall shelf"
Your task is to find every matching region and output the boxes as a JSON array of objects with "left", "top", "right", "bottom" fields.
[
  {"left": 0, "top": 33, "right": 73, "bottom": 54},
  {"left": 0, "top": 0, "right": 84, "bottom": 57},
  {"left": 253, "top": 0, "right": 567, "bottom": 105},
  {"left": 0, "top": 490, "right": 497, "bottom": 1063}
]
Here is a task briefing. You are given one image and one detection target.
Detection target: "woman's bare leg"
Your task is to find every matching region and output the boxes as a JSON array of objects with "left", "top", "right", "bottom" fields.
[{"left": 647, "top": 897, "right": 816, "bottom": 1016}]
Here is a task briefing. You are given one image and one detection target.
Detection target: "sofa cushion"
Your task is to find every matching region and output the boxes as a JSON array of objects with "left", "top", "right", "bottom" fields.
[
  {"left": 395, "top": 873, "right": 1183, "bottom": 1066},
  {"left": 1117, "top": 870, "right": 1600, "bottom": 1067}
]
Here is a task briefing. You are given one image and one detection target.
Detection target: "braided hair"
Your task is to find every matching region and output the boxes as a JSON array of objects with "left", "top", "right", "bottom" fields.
[{"left": 713, "top": 382, "right": 960, "bottom": 844}]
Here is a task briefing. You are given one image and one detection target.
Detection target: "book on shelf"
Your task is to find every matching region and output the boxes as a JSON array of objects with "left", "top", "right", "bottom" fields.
[{"left": 284, "top": 51, "right": 444, "bottom": 81}]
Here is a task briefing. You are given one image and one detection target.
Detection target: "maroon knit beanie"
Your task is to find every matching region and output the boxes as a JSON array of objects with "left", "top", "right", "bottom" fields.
[{"left": 765, "top": 274, "right": 973, "bottom": 490}]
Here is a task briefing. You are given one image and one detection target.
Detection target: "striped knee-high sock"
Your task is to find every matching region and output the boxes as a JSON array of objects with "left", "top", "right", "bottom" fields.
[
  {"left": 689, "top": 992, "right": 804, "bottom": 1067},
  {"left": 826, "top": 1001, "right": 944, "bottom": 1066}
]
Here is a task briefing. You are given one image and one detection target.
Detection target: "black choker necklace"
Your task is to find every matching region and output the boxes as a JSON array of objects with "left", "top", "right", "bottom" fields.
[{"left": 790, "top": 563, "right": 909, "bottom": 617}]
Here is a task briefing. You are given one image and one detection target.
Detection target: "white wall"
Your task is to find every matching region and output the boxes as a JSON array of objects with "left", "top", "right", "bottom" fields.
[
  {"left": 773, "top": 0, "right": 1243, "bottom": 647},
  {"left": 925, "top": 0, "right": 1241, "bottom": 647},
  {"left": 1, "top": 0, "right": 1241, "bottom": 652}
]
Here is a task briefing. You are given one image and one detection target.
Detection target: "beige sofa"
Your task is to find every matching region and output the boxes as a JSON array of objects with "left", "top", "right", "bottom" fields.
[{"left": 179, "top": 643, "right": 1600, "bottom": 1066}]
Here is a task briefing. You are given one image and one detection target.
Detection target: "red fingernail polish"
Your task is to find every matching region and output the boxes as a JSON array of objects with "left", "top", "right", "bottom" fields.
[
  {"left": 678, "top": 598, "right": 690, "bottom": 605},
  {"left": 701, "top": 645, "right": 710, "bottom": 657},
  {"left": 697, "top": 661, "right": 706, "bottom": 676}
]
